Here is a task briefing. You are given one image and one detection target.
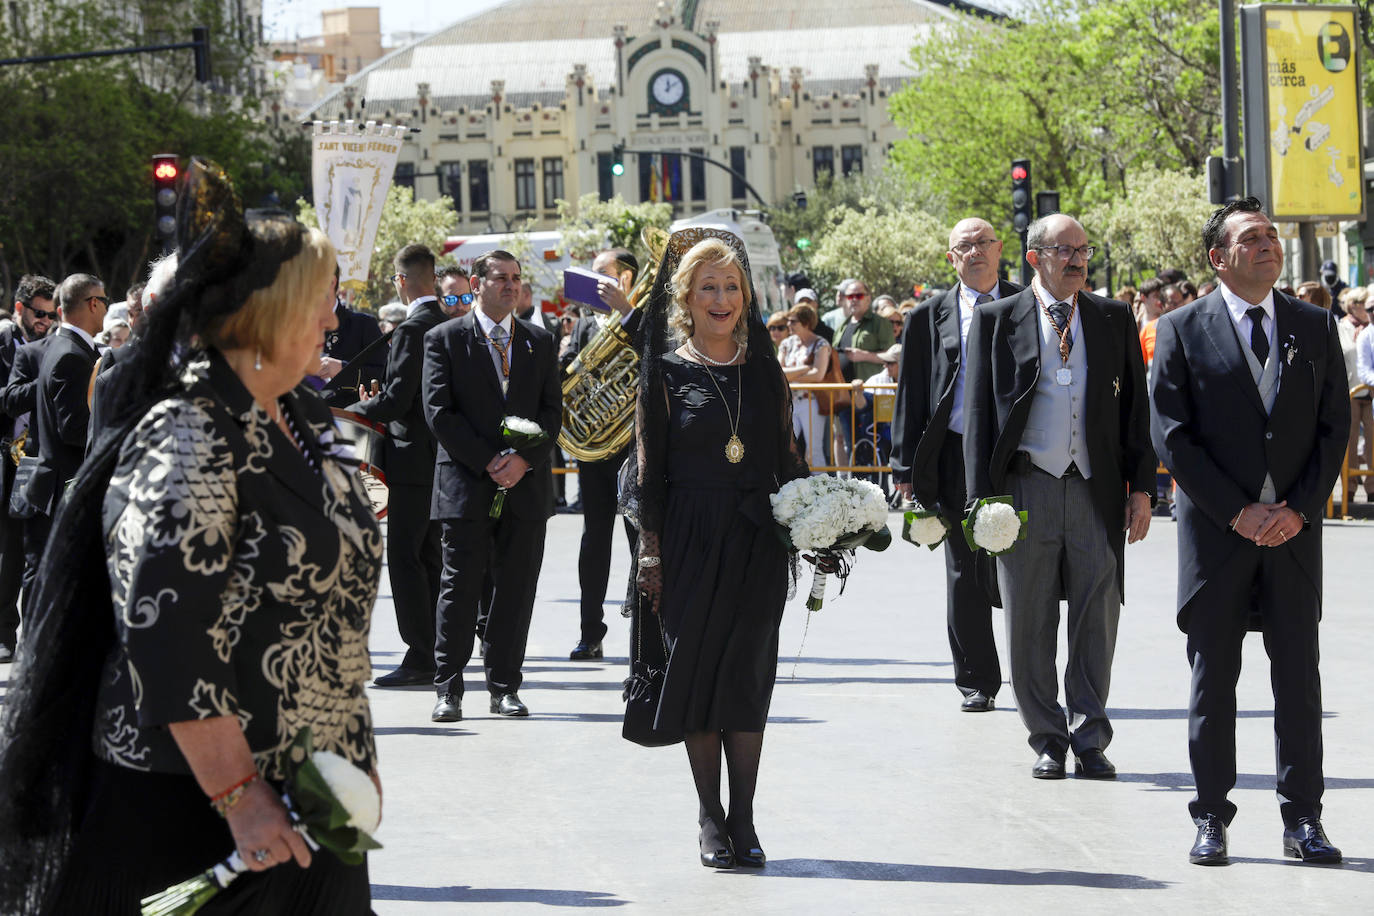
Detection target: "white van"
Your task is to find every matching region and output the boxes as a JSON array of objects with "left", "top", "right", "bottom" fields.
[
  {"left": 670, "top": 209, "right": 786, "bottom": 318},
  {"left": 441, "top": 230, "right": 570, "bottom": 318}
]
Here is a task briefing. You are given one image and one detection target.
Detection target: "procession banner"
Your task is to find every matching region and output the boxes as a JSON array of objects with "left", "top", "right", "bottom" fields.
[
  {"left": 312, "top": 121, "right": 407, "bottom": 288},
  {"left": 1241, "top": 4, "right": 1364, "bottom": 220}
]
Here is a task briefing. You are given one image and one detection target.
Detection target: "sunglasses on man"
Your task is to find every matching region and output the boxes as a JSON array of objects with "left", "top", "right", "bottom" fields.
[
  {"left": 442, "top": 292, "right": 474, "bottom": 307},
  {"left": 25, "top": 306, "right": 58, "bottom": 321}
]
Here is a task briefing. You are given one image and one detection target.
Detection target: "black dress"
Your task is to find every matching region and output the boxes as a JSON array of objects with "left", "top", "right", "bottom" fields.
[{"left": 653, "top": 353, "right": 807, "bottom": 734}]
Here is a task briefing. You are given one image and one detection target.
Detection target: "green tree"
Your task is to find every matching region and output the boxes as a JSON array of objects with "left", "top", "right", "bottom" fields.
[
  {"left": 555, "top": 193, "right": 673, "bottom": 267},
  {"left": 887, "top": 0, "right": 1224, "bottom": 248},
  {"left": 298, "top": 185, "right": 458, "bottom": 311},
  {"left": 0, "top": 1, "right": 306, "bottom": 298},
  {"left": 809, "top": 208, "right": 951, "bottom": 301},
  {"left": 1084, "top": 166, "right": 1217, "bottom": 282}
]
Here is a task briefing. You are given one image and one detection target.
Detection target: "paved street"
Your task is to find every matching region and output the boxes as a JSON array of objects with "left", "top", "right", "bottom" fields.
[{"left": 363, "top": 511, "right": 1374, "bottom": 914}]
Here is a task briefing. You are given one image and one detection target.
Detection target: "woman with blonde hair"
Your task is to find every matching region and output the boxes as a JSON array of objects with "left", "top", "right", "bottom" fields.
[
  {"left": 0, "top": 159, "right": 383, "bottom": 914},
  {"left": 628, "top": 230, "right": 810, "bottom": 870}
]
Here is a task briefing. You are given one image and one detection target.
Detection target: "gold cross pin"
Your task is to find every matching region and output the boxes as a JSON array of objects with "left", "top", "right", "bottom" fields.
[{"left": 1113, "top": 376, "right": 1121, "bottom": 397}]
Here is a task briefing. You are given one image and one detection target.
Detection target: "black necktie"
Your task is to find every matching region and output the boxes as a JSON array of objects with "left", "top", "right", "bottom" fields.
[
  {"left": 1047, "top": 302, "right": 1073, "bottom": 356},
  {"left": 1246, "top": 306, "right": 1269, "bottom": 365}
]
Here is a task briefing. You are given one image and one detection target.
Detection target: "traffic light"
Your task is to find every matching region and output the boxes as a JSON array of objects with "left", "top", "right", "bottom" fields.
[
  {"left": 611, "top": 144, "right": 625, "bottom": 177},
  {"left": 1011, "top": 159, "right": 1032, "bottom": 232},
  {"left": 795, "top": 238, "right": 811, "bottom": 251},
  {"left": 153, "top": 154, "right": 180, "bottom": 253},
  {"left": 1035, "top": 190, "right": 1059, "bottom": 219},
  {"left": 191, "top": 26, "right": 212, "bottom": 84},
  {"left": 792, "top": 190, "right": 808, "bottom": 210}
]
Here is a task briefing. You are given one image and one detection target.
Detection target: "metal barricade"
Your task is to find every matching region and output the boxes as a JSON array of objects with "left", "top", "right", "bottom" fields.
[{"left": 789, "top": 381, "right": 897, "bottom": 474}]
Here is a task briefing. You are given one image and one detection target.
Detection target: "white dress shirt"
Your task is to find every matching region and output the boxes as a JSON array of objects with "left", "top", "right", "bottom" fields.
[
  {"left": 1217, "top": 280, "right": 1276, "bottom": 361},
  {"left": 474, "top": 308, "right": 515, "bottom": 389},
  {"left": 405, "top": 294, "right": 437, "bottom": 319},
  {"left": 947, "top": 282, "right": 997, "bottom": 435}
]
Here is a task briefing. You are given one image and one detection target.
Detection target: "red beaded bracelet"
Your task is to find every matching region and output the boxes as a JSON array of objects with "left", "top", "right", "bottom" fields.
[{"left": 209, "top": 772, "right": 260, "bottom": 816}]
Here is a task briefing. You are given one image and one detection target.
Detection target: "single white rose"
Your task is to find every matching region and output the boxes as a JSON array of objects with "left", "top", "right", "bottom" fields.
[{"left": 311, "top": 751, "right": 381, "bottom": 834}]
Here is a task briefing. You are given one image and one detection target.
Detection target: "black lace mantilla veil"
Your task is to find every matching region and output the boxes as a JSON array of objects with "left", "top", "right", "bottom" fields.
[
  {"left": 620, "top": 226, "right": 809, "bottom": 622},
  {"left": 0, "top": 158, "right": 305, "bottom": 915}
]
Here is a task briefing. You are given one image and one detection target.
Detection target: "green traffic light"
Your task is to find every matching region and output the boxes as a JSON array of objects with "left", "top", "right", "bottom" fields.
[
  {"left": 611, "top": 163, "right": 624, "bottom": 176},
  {"left": 796, "top": 238, "right": 811, "bottom": 250}
]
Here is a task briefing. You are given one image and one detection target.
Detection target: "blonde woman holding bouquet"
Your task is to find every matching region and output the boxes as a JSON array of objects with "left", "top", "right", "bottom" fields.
[
  {"left": 0, "top": 160, "right": 383, "bottom": 915},
  {"left": 627, "top": 230, "right": 811, "bottom": 869}
]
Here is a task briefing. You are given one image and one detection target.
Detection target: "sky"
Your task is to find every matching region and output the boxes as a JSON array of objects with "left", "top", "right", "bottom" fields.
[
  {"left": 262, "top": 0, "right": 1023, "bottom": 43},
  {"left": 262, "top": 0, "right": 508, "bottom": 43}
]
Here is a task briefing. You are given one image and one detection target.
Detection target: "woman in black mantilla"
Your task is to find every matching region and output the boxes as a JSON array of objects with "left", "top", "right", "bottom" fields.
[
  {"left": 0, "top": 159, "right": 383, "bottom": 914},
  {"left": 631, "top": 231, "right": 810, "bottom": 868}
]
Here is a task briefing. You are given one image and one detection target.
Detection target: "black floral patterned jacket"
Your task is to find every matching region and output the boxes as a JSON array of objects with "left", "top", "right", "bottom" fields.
[{"left": 93, "top": 351, "right": 383, "bottom": 780}]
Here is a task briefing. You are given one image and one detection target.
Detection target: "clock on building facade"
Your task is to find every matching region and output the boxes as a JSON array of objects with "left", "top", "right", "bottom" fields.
[{"left": 648, "top": 67, "right": 688, "bottom": 115}]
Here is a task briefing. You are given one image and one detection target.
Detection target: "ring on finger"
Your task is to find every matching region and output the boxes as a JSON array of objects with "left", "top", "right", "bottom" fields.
[{"left": 253, "top": 848, "right": 271, "bottom": 864}]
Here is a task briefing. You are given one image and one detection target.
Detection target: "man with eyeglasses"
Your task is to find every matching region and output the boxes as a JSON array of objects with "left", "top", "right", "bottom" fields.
[
  {"left": 561, "top": 248, "right": 642, "bottom": 661},
  {"left": 964, "top": 214, "right": 1155, "bottom": 781},
  {"left": 0, "top": 274, "right": 57, "bottom": 661},
  {"left": 22, "top": 274, "right": 107, "bottom": 613},
  {"left": 892, "top": 218, "right": 1021, "bottom": 714},
  {"left": 349, "top": 244, "right": 446, "bottom": 689},
  {"left": 438, "top": 266, "right": 475, "bottom": 319},
  {"left": 832, "top": 280, "right": 895, "bottom": 473}
]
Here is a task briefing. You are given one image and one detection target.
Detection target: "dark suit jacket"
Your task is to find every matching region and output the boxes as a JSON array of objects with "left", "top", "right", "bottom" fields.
[
  {"left": 891, "top": 280, "right": 1022, "bottom": 508},
  {"left": 1149, "top": 289, "right": 1348, "bottom": 630},
  {"left": 964, "top": 287, "right": 1155, "bottom": 595},
  {"left": 1, "top": 337, "right": 50, "bottom": 447},
  {"left": 32, "top": 327, "right": 98, "bottom": 514},
  {"left": 346, "top": 298, "right": 446, "bottom": 486},
  {"left": 422, "top": 311, "right": 562, "bottom": 521},
  {"left": 316, "top": 302, "right": 387, "bottom": 407},
  {"left": 0, "top": 322, "right": 26, "bottom": 442}
]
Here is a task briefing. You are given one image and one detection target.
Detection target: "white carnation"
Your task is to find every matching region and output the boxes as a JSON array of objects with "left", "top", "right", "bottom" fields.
[
  {"left": 503, "top": 416, "right": 543, "bottom": 435},
  {"left": 772, "top": 476, "right": 889, "bottom": 549},
  {"left": 972, "top": 502, "right": 1021, "bottom": 554},
  {"left": 312, "top": 751, "right": 381, "bottom": 834},
  {"left": 906, "top": 514, "right": 948, "bottom": 547}
]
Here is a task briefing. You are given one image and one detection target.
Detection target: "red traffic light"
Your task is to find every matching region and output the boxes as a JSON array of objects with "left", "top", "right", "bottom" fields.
[
  {"left": 154, "top": 161, "right": 179, "bottom": 181},
  {"left": 1011, "top": 164, "right": 1028, "bottom": 181}
]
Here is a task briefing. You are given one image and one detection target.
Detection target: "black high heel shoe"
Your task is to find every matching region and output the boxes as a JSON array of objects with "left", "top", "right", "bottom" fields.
[
  {"left": 726, "top": 816, "right": 766, "bottom": 868},
  {"left": 699, "top": 816, "right": 735, "bottom": 869}
]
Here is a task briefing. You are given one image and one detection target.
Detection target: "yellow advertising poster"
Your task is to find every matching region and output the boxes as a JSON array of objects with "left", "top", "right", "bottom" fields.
[{"left": 1262, "top": 5, "right": 1363, "bottom": 219}]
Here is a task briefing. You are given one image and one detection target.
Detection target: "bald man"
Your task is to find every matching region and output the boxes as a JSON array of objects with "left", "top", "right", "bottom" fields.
[
  {"left": 892, "top": 218, "right": 1021, "bottom": 713},
  {"left": 963, "top": 214, "right": 1155, "bottom": 780}
]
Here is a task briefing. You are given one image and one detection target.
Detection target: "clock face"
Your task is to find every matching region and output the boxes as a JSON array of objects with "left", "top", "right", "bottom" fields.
[{"left": 651, "top": 71, "right": 685, "bottom": 107}]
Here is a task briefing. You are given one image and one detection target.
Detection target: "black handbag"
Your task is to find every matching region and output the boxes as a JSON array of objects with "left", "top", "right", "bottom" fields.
[
  {"left": 8, "top": 455, "right": 45, "bottom": 520},
  {"left": 622, "top": 594, "right": 681, "bottom": 747}
]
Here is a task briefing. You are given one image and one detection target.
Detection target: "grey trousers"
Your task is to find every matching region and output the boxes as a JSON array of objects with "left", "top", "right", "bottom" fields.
[{"left": 998, "top": 467, "right": 1120, "bottom": 757}]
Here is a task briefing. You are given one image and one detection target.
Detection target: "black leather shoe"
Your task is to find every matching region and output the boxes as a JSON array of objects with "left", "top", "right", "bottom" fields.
[
  {"left": 374, "top": 666, "right": 434, "bottom": 687},
  {"left": 431, "top": 694, "right": 462, "bottom": 722},
  {"left": 1073, "top": 749, "right": 1117, "bottom": 780},
  {"left": 569, "top": 641, "right": 603, "bottom": 661},
  {"left": 1189, "top": 815, "right": 1229, "bottom": 865},
  {"left": 1032, "top": 750, "right": 1066, "bottom": 779},
  {"left": 726, "top": 816, "right": 765, "bottom": 868},
  {"left": 490, "top": 692, "right": 529, "bottom": 717},
  {"left": 960, "top": 691, "right": 995, "bottom": 712},
  {"left": 699, "top": 816, "right": 735, "bottom": 869},
  {"left": 1282, "top": 818, "right": 1342, "bottom": 864}
]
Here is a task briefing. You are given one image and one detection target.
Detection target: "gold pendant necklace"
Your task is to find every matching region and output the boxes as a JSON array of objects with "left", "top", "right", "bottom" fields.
[{"left": 699, "top": 357, "right": 744, "bottom": 464}]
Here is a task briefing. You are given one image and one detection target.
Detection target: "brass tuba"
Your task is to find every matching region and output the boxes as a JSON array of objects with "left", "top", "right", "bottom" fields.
[
  {"left": 558, "top": 227, "right": 667, "bottom": 462},
  {"left": 8, "top": 428, "right": 25, "bottom": 466}
]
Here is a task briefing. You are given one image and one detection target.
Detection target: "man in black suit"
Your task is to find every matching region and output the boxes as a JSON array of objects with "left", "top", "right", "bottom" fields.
[
  {"left": 563, "top": 248, "right": 642, "bottom": 661},
  {"left": 892, "top": 218, "right": 1019, "bottom": 712},
  {"left": 1150, "top": 198, "right": 1347, "bottom": 866},
  {"left": 349, "top": 244, "right": 446, "bottom": 687},
  {"left": 422, "top": 249, "right": 561, "bottom": 720},
  {"left": 27, "top": 274, "right": 106, "bottom": 602},
  {"left": 964, "top": 214, "right": 1154, "bottom": 781},
  {"left": 311, "top": 271, "right": 387, "bottom": 407},
  {"left": 0, "top": 275, "right": 56, "bottom": 659}
]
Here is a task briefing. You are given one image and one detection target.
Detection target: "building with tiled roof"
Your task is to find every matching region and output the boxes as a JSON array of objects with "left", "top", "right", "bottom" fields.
[{"left": 304, "top": 0, "right": 1005, "bottom": 232}]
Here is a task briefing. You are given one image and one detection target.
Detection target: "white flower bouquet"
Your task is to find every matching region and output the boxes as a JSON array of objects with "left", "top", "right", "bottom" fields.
[
  {"left": 901, "top": 501, "right": 950, "bottom": 551},
  {"left": 770, "top": 476, "right": 892, "bottom": 610},
  {"left": 961, "top": 496, "right": 1029, "bottom": 556},
  {"left": 490, "top": 416, "right": 549, "bottom": 518},
  {"left": 140, "top": 728, "right": 382, "bottom": 916}
]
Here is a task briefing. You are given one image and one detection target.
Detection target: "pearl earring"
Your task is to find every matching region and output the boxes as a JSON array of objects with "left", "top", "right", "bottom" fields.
[{"left": 254, "top": 349, "right": 262, "bottom": 371}]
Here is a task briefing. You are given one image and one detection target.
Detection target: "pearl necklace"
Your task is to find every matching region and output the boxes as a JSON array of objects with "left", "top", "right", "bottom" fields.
[{"left": 687, "top": 338, "right": 742, "bottom": 366}]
